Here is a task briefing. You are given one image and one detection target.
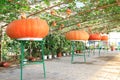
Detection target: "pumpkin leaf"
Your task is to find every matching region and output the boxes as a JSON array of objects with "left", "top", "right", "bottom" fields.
[{"left": 43, "top": 0, "right": 50, "bottom": 6}]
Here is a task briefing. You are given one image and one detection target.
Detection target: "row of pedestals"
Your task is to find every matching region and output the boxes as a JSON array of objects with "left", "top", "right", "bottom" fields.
[
  {"left": 71, "top": 40, "right": 108, "bottom": 63},
  {"left": 18, "top": 39, "right": 108, "bottom": 80}
]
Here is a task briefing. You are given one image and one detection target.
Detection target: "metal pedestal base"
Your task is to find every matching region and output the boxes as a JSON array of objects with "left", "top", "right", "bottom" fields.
[{"left": 19, "top": 39, "right": 46, "bottom": 80}]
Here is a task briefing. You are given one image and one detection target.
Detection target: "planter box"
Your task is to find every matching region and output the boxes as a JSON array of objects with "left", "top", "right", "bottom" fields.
[
  {"left": 63, "top": 53, "right": 66, "bottom": 56},
  {"left": 48, "top": 55, "right": 52, "bottom": 59},
  {"left": 54, "top": 55, "right": 57, "bottom": 58},
  {"left": 67, "top": 53, "right": 70, "bottom": 56},
  {"left": 44, "top": 55, "right": 48, "bottom": 60}
]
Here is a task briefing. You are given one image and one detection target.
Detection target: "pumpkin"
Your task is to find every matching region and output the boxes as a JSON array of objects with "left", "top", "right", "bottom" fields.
[
  {"left": 61, "top": 24, "right": 64, "bottom": 27},
  {"left": 77, "top": 23, "right": 81, "bottom": 27},
  {"left": 101, "top": 35, "right": 108, "bottom": 41},
  {"left": 66, "top": 8, "right": 71, "bottom": 15},
  {"left": 6, "top": 18, "right": 49, "bottom": 39},
  {"left": 3, "top": 62, "right": 10, "bottom": 67},
  {"left": 65, "top": 30, "right": 89, "bottom": 40},
  {"left": 0, "top": 62, "right": 10, "bottom": 67},
  {"left": 89, "top": 33, "right": 101, "bottom": 40},
  {"left": 50, "top": 10, "right": 56, "bottom": 15},
  {"left": 28, "top": 57, "right": 36, "bottom": 61},
  {"left": 101, "top": 34, "right": 108, "bottom": 41},
  {"left": 52, "top": 21, "right": 56, "bottom": 26}
]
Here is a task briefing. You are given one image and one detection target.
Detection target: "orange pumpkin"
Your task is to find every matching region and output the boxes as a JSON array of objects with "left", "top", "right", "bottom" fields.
[
  {"left": 101, "top": 35, "right": 108, "bottom": 41},
  {"left": 66, "top": 8, "right": 72, "bottom": 15},
  {"left": 65, "top": 30, "right": 89, "bottom": 40},
  {"left": 89, "top": 33, "right": 101, "bottom": 40},
  {"left": 52, "top": 21, "right": 56, "bottom": 26},
  {"left": 6, "top": 18, "right": 49, "bottom": 39},
  {"left": 61, "top": 24, "right": 64, "bottom": 27},
  {"left": 0, "top": 62, "right": 10, "bottom": 67},
  {"left": 50, "top": 10, "right": 56, "bottom": 15},
  {"left": 77, "top": 23, "right": 81, "bottom": 27}
]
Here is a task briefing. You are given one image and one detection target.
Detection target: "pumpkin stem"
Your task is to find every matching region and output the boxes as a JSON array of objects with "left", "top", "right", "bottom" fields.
[
  {"left": 88, "top": 27, "right": 92, "bottom": 34},
  {"left": 20, "top": 12, "right": 26, "bottom": 19}
]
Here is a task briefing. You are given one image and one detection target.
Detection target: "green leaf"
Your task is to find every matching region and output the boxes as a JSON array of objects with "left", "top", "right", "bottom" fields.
[{"left": 43, "top": 0, "right": 50, "bottom": 6}]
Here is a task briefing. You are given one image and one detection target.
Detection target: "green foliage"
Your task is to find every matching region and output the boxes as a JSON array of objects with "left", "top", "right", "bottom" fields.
[
  {"left": 43, "top": 0, "right": 50, "bottom": 6},
  {"left": 1, "top": 33, "right": 20, "bottom": 61},
  {"left": 0, "top": 0, "right": 30, "bottom": 23},
  {"left": 44, "top": 33, "right": 71, "bottom": 55},
  {"left": 1, "top": 0, "right": 120, "bottom": 32},
  {"left": 1, "top": 0, "right": 120, "bottom": 62},
  {"left": 75, "top": 41, "right": 85, "bottom": 51}
]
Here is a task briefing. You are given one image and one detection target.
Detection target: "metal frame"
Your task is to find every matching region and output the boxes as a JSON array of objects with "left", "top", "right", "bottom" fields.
[
  {"left": 19, "top": 39, "right": 46, "bottom": 80},
  {"left": 71, "top": 40, "right": 87, "bottom": 63},
  {"left": 88, "top": 40, "right": 101, "bottom": 56}
]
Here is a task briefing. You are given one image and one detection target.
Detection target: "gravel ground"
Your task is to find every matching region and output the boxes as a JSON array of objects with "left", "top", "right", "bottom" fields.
[{"left": 0, "top": 50, "right": 120, "bottom": 80}]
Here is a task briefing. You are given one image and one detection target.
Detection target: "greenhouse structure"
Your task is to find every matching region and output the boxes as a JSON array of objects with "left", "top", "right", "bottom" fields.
[{"left": 0, "top": 0, "right": 120, "bottom": 80}]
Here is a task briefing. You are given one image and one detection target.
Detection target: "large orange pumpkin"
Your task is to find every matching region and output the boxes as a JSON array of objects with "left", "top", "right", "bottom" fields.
[
  {"left": 65, "top": 30, "right": 89, "bottom": 40},
  {"left": 101, "top": 35, "right": 108, "bottom": 41},
  {"left": 89, "top": 33, "right": 101, "bottom": 40},
  {"left": 6, "top": 18, "right": 49, "bottom": 39}
]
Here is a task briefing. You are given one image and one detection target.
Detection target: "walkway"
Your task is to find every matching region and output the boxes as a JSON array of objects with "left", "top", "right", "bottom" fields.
[{"left": 0, "top": 50, "right": 120, "bottom": 80}]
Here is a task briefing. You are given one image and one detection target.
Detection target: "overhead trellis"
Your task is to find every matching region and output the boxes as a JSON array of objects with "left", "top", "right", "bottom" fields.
[
  {"left": 51, "top": 12, "right": 120, "bottom": 33},
  {"left": 1, "top": 0, "right": 120, "bottom": 33},
  {"left": 50, "top": 2, "right": 119, "bottom": 30}
]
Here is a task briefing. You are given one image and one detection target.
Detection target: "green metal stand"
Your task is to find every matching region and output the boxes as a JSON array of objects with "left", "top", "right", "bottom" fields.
[
  {"left": 101, "top": 40, "right": 109, "bottom": 53},
  {"left": 71, "top": 41, "right": 86, "bottom": 63},
  {"left": 19, "top": 40, "right": 46, "bottom": 80},
  {"left": 88, "top": 40, "right": 101, "bottom": 56}
]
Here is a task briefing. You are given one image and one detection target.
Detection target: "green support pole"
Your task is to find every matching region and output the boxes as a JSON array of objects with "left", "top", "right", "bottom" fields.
[
  {"left": 93, "top": 41, "right": 95, "bottom": 55},
  {"left": 85, "top": 41, "right": 89, "bottom": 57},
  {"left": 71, "top": 41, "right": 87, "bottom": 63},
  {"left": 40, "top": 40, "right": 46, "bottom": 78},
  {"left": 71, "top": 41, "right": 74, "bottom": 63},
  {"left": 99, "top": 47, "right": 101, "bottom": 56},
  {"left": 98, "top": 41, "right": 101, "bottom": 56},
  {"left": 19, "top": 40, "right": 46, "bottom": 80},
  {"left": 20, "top": 41, "right": 24, "bottom": 80},
  {"left": 88, "top": 41, "right": 91, "bottom": 57},
  {"left": 83, "top": 42, "right": 86, "bottom": 62}
]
